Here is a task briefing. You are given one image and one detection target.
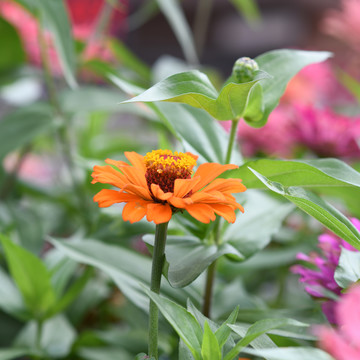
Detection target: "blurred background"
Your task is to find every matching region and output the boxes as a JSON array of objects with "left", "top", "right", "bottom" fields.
[{"left": 0, "top": 0, "right": 360, "bottom": 358}]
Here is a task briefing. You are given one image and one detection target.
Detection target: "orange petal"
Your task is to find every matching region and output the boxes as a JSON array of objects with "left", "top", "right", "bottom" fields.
[
  {"left": 192, "top": 163, "right": 238, "bottom": 192},
  {"left": 168, "top": 196, "right": 193, "bottom": 209},
  {"left": 123, "top": 183, "right": 152, "bottom": 200},
  {"left": 202, "top": 178, "right": 246, "bottom": 194},
  {"left": 122, "top": 201, "right": 148, "bottom": 223},
  {"left": 120, "top": 165, "right": 148, "bottom": 189},
  {"left": 185, "top": 203, "right": 216, "bottom": 224},
  {"left": 125, "top": 151, "right": 146, "bottom": 173},
  {"left": 151, "top": 184, "right": 172, "bottom": 201},
  {"left": 173, "top": 176, "right": 200, "bottom": 198},
  {"left": 210, "top": 204, "right": 237, "bottom": 223},
  {"left": 105, "top": 158, "right": 129, "bottom": 168},
  {"left": 91, "top": 165, "right": 128, "bottom": 188},
  {"left": 190, "top": 191, "right": 227, "bottom": 204},
  {"left": 146, "top": 203, "right": 172, "bottom": 224},
  {"left": 93, "top": 189, "right": 141, "bottom": 207}
]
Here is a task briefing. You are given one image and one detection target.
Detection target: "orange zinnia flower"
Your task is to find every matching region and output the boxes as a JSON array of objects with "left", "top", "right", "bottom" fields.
[{"left": 92, "top": 150, "right": 246, "bottom": 224}]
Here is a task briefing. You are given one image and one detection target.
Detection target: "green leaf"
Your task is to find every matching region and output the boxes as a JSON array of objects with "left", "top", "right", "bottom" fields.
[
  {"left": 0, "top": 349, "right": 29, "bottom": 360},
  {"left": 224, "top": 318, "right": 308, "bottom": 360},
  {"left": 243, "top": 83, "right": 264, "bottom": 123},
  {"left": 0, "top": 103, "right": 54, "bottom": 160},
  {"left": 156, "top": 0, "right": 198, "bottom": 64},
  {"left": 334, "top": 248, "right": 360, "bottom": 288},
  {"left": 201, "top": 321, "right": 221, "bottom": 360},
  {"left": 37, "top": 0, "right": 77, "bottom": 88},
  {"left": 0, "top": 267, "right": 29, "bottom": 321},
  {"left": 229, "top": 0, "right": 261, "bottom": 23},
  {"left": 0, "top": 17, "right": 25, "bottom": 73},
  {"left": 215, "top": 306, "right": 239, "bottom": 349},
  {"left": 241, "top": 347, "right": 334, "bottom": 360},
  {"left": 224, "top": 190, "right": 294, "bottom": 258},
  {"left": 0, "top": 236, "right": 56, "bottom": 320},
  {"left": 14, "top": 315, "right": 76, "bottom": 358},
  {"left": 122, "top": 70, "right": 270, "bottom": 120},
  {"left": 229, "top": 158, "right": 360, "bottom": 190},
  {"left": 249, "top": 168, "right": 360, "bottom": 251},
  {"left": 50, "top": 237, "right": 201, "bottom": 312},
  {"left": 143, "top": 235, "right": 244, "bottom": 288},
  {"left": 143, "top": 288, "right": 203, "bottom": 360},
  {"left": 14, "top": 0, "right": 77, "bottom": 88},
  {"left": 48, "top": 267, "right": 93, "bottom": 317},
  {"left": 251, "top": 49, "right": 332, "bottom": 127}
]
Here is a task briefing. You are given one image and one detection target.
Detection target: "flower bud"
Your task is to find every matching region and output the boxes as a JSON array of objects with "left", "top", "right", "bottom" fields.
[{"left": 232, "top": 57, "right": 259, "bottom": 83}]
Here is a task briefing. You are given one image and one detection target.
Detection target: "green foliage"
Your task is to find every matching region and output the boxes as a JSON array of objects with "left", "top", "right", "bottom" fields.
[
  {"left": 0, "top": 103, "right": 54, "bottom": 160},
  {"left": 0, "top": 17, "right": 25, "bottom": 73}
]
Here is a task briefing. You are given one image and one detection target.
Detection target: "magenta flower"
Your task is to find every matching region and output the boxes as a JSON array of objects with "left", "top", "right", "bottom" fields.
[
  {"left": 316, "top": 285, "right": 360, "bottom": 360},
  {"left": 292, "top": 218, "right": 359, "bottom": 323},
  {"left": 292, "top": 105, "right": 360, "bottom": 159}
]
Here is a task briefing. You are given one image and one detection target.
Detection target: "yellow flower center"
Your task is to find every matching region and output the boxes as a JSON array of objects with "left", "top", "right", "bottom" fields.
[{"left": 144, "top": 149, "right": 197, "bottom": 194}]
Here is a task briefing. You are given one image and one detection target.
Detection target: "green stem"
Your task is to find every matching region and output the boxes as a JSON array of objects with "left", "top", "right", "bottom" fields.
[
  {"left": 202, "top": 259, "right": 217, "bottom": 318},
  {"left": 225, "top": 118, "right": 240, "bottom": 164},
  {"left": 148, "top": 222, "right": 169, "bottom": 359}
]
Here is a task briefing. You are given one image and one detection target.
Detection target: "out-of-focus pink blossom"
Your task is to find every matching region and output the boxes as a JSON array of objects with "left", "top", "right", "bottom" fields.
[
  {"left": 292, "top": 105, "right": 360, "bottom": 159},
  {"left": 229, "top": 106, "right": 297, "bottom": 158},
  {"left": 282, "top": 62, "right": 351, "bottom": 107},
  {"left": 292, "top": 218, "right": 359, "bottom": 323},
  {"left": 321, "top": 0, "right": 360, "bottom": 52},
  {"left": 1, "top": 0, "right": 127, "bottom": 75},
  {"left": 316, "top": 285, "right": 360, "bottom": 360},
  {"left": 3, "top": 153, "right": 55, "bottom": 187}
]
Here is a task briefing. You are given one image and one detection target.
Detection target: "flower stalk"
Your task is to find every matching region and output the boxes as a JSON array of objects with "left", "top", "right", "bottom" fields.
[
  {"left": 148, "top": 221, "right": 169, "bottom": 359},
  {"left": 225, "top": 117, "right": 240, "bottom": 164}
]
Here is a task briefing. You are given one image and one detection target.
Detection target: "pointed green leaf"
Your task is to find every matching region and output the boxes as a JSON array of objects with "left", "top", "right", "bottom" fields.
[
  {"left": 0, "top": 236, "right": 56, "bottom": 320},
  {"left": 224, "top": 318, "right": 308, "bottom": 360},
  {"left": 242, "top": 347, "right": 334, "bottom": 360},
  {"left": 215, "top": 306, "right": 239, "bottom": 349},
  {"left": 252, "top": 49, "right": 332, "bottom": 127},
  {"left": 228, "top": 158, "right": 360, "bottom": 190},
  {"left": 249, "top": 168, "right": 360, "bottom": 251},
  {"left": 122, "top": 70, "right": 270, "bottom": 120},
  {"left": 156, "top": 0, "right": 198, "bottom": 64},
  {"left": 201, "top": 321, "right": 221, "bottom": 360},
  {"left": 144, "top": 289, "right": 203, "bottom": 360}
]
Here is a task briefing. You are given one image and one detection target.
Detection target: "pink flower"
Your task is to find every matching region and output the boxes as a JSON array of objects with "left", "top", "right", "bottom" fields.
[
  {"left": 321, "top": 0, "right": 360, "bottom": 52},
  {"left": 292, "top": 218, "right": 359, "bottom": 323},
  {"left": 316, "top": 285, "right": 360, "bottom": 360},
  {"left": 233, "top": 106, "right": 297, "bottom": 158},
  {"left": 1, "top": 0, "right": 128, "bottom": 74},
  {"left": 292, "top": 105, "right": 360, "bottom": 159}
]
